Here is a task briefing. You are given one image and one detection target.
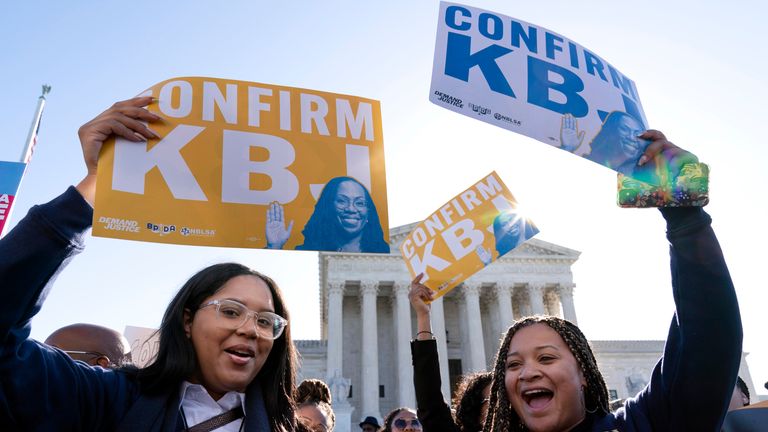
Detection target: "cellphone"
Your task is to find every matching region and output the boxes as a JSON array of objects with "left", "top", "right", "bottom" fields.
[{"left": 617, "top": 162, "right": 709, "bottom": 208}]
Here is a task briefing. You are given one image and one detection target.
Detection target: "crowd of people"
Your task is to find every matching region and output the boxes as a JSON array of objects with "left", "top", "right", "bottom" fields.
[{"left": 0, "top": 94, "right": 759, "bottom": 432}]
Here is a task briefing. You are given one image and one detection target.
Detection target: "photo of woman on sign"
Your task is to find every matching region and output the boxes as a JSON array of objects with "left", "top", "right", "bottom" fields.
[
  {"left": 587, "top": 111, "right": 647, "bottom": 172},
  {"left": 561, "top": 111, "right": 660, "bottom": 184},
  {"left": 266, "top": 176, "right": 389, "bottom": 253},
  {"left": 492, "top": 210, "right": 538, "bottom": 257}
]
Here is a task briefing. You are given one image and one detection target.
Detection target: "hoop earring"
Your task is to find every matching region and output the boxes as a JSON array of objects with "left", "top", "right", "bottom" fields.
[{"left": 583, "top": 386, "right": 599, "bottom": 414}]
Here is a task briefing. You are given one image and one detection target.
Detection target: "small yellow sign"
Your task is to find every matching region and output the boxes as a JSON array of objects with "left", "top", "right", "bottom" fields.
[{"left": 400, "top": 172, "right": 538, "bottom": 299}]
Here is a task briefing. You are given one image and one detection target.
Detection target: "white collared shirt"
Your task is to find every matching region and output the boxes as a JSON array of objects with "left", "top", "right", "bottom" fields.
[{"left": 179, "top": 381, "right": 246, "bottom": 431}]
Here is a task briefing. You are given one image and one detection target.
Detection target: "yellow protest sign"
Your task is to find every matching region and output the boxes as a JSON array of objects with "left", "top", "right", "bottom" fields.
[
  {"left": 93, "top": 77, "right": 389, "bottom": 252},
  {"left": 400, "top": 172, "right": 538, "bottom": 299}
]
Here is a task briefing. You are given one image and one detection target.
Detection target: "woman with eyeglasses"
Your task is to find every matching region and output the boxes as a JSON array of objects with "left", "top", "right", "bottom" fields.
[
  {"left": 265, "top": 176, "right": 389, "bottom": 253},
  {"left": 0, "top": 97, "right": 297, "bottom": 431},
  {"left": 382, "top": 407, "right": 422, "bottom": 432}
]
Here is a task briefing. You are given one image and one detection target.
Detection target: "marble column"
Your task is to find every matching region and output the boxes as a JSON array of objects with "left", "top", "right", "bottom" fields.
[
  {"left": 559, "top": 283, "right": 578, "bottom": 325},
  {"left": 393, "top": 281, "right": 416, "bottom": 407},
  {"left": 326, "top": 280, "right": 345, "bottom": 383},
  {"left": 429, "top": 296, "right": 451, "bottom": 401},
  {"left": 463, "top": 281, "right": 487, "bottom": 372},
  {"left": 528, "top": 282, "right": 546, "bottom": 316},
  {"left": 360, "top": 280, "right": 380, "bottom": 419},
  {"left": 495, "top": 283, "right": 515, "bottom": 333}
]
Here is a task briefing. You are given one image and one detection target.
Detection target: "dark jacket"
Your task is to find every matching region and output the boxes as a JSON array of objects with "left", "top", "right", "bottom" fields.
[
  {"left": 0, "top": 187, "right": 271, "bottom": 431},
  {"left": 411, "top": 206, "right": 742, "bottom": 431}
]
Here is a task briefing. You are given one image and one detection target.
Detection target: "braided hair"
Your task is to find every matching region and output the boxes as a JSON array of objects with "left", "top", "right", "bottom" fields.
[
  {"left": 453, "top": 371, "right": 493, "bottom": 432},
  {"left": 482, "top": 316, "right": 610, "bottom": 432},
  {"left": 296, "top": 379, "right": 335, "bottom": 431}
]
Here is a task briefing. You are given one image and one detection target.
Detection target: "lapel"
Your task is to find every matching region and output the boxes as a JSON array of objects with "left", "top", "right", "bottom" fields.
[
  {"left": 115, "top": 390, "right": 183, "bottom": 432},
  {"left": 244, "top": 382, "right": 272, "bottom": 432}
]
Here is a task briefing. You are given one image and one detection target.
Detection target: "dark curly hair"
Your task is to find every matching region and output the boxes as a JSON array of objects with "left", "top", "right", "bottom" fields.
[
  {"left": 382, "top": 407, "right": 417, "bottom": 432},
  {"left": 735, "top": 376, "right": 750, "bottom": 406},
  {"left": 482, "top": 316, "right": 609, "bottom": 432},
  {"left": 296, "top": 378, "right": 335, "bottom": 430},
  {"left": 453, "top": 371, "right": 492, "bottom": 432}
]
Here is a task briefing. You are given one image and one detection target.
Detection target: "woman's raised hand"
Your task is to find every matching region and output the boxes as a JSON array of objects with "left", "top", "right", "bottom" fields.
[{"left": 75, "top": 97, "right": 161, "bottom": 204}]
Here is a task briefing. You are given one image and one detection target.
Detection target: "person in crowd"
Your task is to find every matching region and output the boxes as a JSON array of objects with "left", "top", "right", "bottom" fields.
[
  {"left": 453, "top": 372, "right": 493, "bottom": 432},
  {"left": 358, "top": 415, "right": 381, "bottom": 432},
  {"left": 0, "top": 96, "right": 297, "bottom": 431},
  {"left": 266, "top": 176, "right": 389, "bottom": 253},
  {"left": 409, "top": 282, "right": 492, "bottom": 432},
  {"left": 727, "top": 376, "right": 751, "bottom": 412},
  {"left": 44, "top": 322, "right": 132, "bottom": 368},
  {"left": 722, "top": 377, "right": 767, "bottom": 432},
  {"left": 409, "top": 130, "right": 742, "bottom": 431},
  {"left": 296, "top": 378, "right": 335, "bottom": 432},
  {"left": 382, "top": 407, "right": 422, "bottom": 432}
]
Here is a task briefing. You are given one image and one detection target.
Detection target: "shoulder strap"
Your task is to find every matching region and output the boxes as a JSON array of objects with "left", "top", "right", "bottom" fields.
[{"left": 188, "top": 406, "right": 244, "bottom": 432}]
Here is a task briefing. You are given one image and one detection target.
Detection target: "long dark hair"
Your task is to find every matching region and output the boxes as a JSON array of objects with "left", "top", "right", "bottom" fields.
[
  {"left": 137, "top": 263, "right": 297, "bottom": 430},
  {"left": 483, "top": 316, "right": 609, "bottom": 432},
  {"left": 297, "top": 176, "right": 389, "bottom": 253}
]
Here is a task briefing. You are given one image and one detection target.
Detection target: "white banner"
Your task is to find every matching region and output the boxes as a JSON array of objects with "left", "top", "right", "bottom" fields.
[{"left": 431, "top": 2, "right": 665, "bottom": 184}]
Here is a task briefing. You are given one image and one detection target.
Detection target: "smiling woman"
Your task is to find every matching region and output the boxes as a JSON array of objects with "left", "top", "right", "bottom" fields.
[
  {"left": 407, "top": 131, "right": 742, "bottom": 432},
  {"left": 0, "top": 97, "right": 298, "bottom": 431},
  {"left": 477, "top": 137, "right": 742, "bottom": 431}
]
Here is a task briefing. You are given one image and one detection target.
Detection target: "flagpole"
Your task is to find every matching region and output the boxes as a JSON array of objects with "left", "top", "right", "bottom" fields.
[
  {"left": 20, "top": 84, "right": 51, "bottom": 164},
  {"left": 0, "top": 85, "right": 51, "bottom": 237}
]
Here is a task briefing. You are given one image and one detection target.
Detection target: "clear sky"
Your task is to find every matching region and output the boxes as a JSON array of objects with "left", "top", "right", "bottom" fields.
[{"left": 2, "top": 1, "right": 766, "bottom": 397}]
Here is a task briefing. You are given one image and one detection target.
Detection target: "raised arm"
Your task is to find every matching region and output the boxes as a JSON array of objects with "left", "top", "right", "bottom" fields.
[
  {"left": 0, "top": 96, "right": 159, "bottom": 429},
  {"left": 76, "top": 96, "right": 160, "bottom": 204},
  {"left": 625, "top": 132, "right": 742, "bottom": 431},
  {"left": 409, "top": 275, "right": 460, "bottom": 432}
]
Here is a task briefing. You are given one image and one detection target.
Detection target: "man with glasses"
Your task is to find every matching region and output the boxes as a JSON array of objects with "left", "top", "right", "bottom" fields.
[{"left": 44, "top": 323, "right": 132, "bottom": 368}]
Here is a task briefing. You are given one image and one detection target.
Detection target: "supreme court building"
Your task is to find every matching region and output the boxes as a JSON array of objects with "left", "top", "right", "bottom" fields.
[{"left": 294, "top": 223, "right": 758, "bottom": 432}]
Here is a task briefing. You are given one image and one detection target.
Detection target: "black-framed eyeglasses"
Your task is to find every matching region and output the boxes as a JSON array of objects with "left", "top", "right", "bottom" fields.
[
  {"left": 333, "top": 196, "right": 367, "bottom": 211},
  {"left": 199, "top": 299, "right": 288, "bottom": 340},
  {"left": 393, "top": 418, "right": 422, "bottom": 430}
]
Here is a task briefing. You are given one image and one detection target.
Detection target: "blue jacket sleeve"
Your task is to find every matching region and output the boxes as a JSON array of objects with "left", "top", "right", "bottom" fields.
[
  {"left": 623, "top": 207, "right": 742, "bottom": 431},
  {"left": 0, "top": 187, "right": 138, "bottom": 430}
]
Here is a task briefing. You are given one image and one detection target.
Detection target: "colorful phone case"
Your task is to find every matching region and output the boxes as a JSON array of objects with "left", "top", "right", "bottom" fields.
[{"left": 618, "top": 163, "right": 709, "bottom": 208}]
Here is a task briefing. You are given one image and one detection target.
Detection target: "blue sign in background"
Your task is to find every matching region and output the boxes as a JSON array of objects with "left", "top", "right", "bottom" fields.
[{"left": 0, "top": 161, "right": 26, "bottom": 195}]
